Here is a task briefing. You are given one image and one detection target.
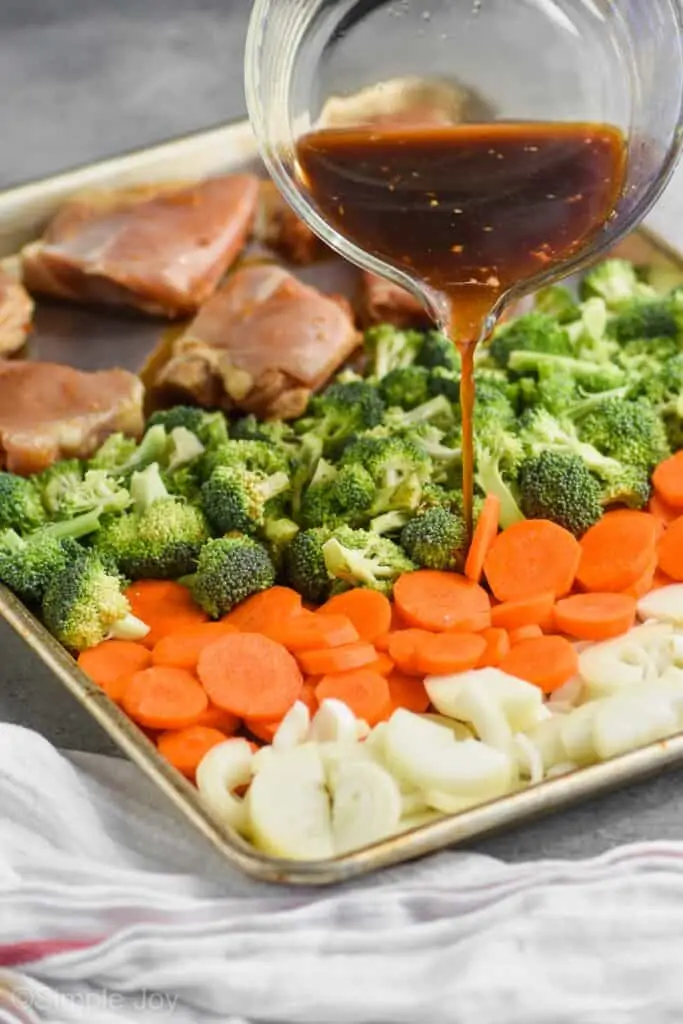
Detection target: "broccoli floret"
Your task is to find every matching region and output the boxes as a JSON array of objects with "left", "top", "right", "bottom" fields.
[
  {"left": 299, "top": 464, "right": 375, "bottom": 530},
  {"left": 42, "top": 467, "right": 131, "bottom": 521},
  {"left": 507, "top": 351, "right": 625, "bottom": 392},
  {"left": 296, "top": 380, "right": 386, "bottom": 456},
  {"left": 579, "top": 259, "right": 654, "bottom": 309},
  {"left": 96, "top": 464, "right": 209, "bottom": 580},
  {"left": 230, "top": 414, "right": 299, "bottom": 454},
  {"left": 322, "top": 526, "right": 415, "bottom": 596},
  {"left": 290, "top": 435, "right": 323, "bottom": 521},
  {"left": 37, "top": 460, "right": 83, "bottom": 516},
  {"left": 384, "top": 394, "right": 456, "bottom": 433},
  {"left": 369, "top": 510, "right": 413, "bottom": 536},
  {"left": 42, "top": 550, "right": 147, "bottom": 652},
  {"left": 262, "top": 516, "right": 300, "bottom": 572},
  {"left": 609, "top": 298, "right": 680, "bottom": 343},
  {"left": 598, "top": 464, "right": 651, "bottom": 510},
  {"left": 516, "top": 367, "right": 580, "bottom": 416},
  {"left": 201, "top": 439, "right": 290, "bottom": 480},
  {"left": 518, "top": 451, "right": 603, "bottom": 537},
  {"left": 534, "top": 285, "right": 580, "bottom": 323},
  {"left": 400, "top": 505, "right": 468, "bottom": 571},
  {"left": 285, "top": 527, "right": 334, "bottom": 604},
  {"left": 415, "top": 330, "right": 460, "bottom": 371},
  {"left": 201, "top": 465, "right": 290, "bottom": 536},
  {"left": 189, "top": 535, "right": 276, "bottom": 618},
  {"left": 364, "top": 324, "right": 424, "bottom": 378},
  {"left": 161, "top": 464, "right": 203, "bottom": 504},
  {"left": 427, "top": 367, "right": 461, "bottom": 404},
  {"left": 89, "top": 425, "right": 168, "bottom": 477},
  {"left": 519, "top": 408, "right": 622, "bottom": 477},
  {"left": 340, "top": 434, "right": 432, "bottom": 514},
  {"left": 615, "top": 337, "right": 680, "bottom": 375},
  {"left": 406, "top": 424, "right": 461, "bottom": 480},
  {"left": 164, "top": 427, "right": 205, "bottom": 473},
  {"left": 0, "top": 472, "right": 46, "bottom": 533},
  {"left": 472, "top": 376, "right": 518, "bottom": 440},
  {"left": 379, "top": 366, "right": 431, "bottom": 409},
  {"left": 577, "top": 397, "right": 671, "bottom": 472},
  {"left": 633, "top": 352, "right": 683, "bottom": 448},
  {"left": 474, "top": 430, "right": 524, "bottom": 530},
  {"left": 489, "top": 312, "right": 574, "bottom": 368},
  {"left": 147, "top": 406, "right": 229, "bottom": 448},
  {"left": 0, "top": 530, "right": 81, "bottom": 606}
]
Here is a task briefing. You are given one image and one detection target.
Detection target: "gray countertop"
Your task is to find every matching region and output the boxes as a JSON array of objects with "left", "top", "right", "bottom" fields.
[{"left": 2, "top": 0, "right": 683, "bottom": 863}]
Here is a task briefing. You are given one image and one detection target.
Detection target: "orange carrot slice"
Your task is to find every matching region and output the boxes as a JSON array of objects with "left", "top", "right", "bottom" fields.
[
  {"left": 122, "top": 666, "right": 208, "bottom": 730},
  {"left": 152, "top": 622, "right": 237, "bottom": 671},
  {"left": 125, "top": 580, "right": 208, "bottom": 648},
  {"left": 464, "top": 494, "right": 501, "bottom": 583},
  {"left": 477, "top": 627, "right": 510, "bottom": 668},
  {"left": 394, "top": 570, "right": 491, "bottom": 633},
  {"left": 490, "top": 591, "right": 555, "bottom": 631},
  {"left": 415, "top": 632, "right": 487, "bottom": 676},
  {"left": 386, "top": 671, "right": 431, "bottom": 714},
  {"left": 197, "top": 633, "right": 303, "bottom": 722},
  {"left": 315, "top": 669, "right": 391, "bottom": 726},
  {"left": 318, "top": 589, "right": 392, "bottom": 643},
  {"left": 157, "top": 725, "right": 230, "bottom": 779},
  {"left": 484, "top": 520, "right": 580, "bottom": 602},
  {"left": 577, "top": 511, "right": 659, "bottom": 593},
  {"left": 297, "top": 642, "right": 378, "bottom": 676},
  {"left": 78, "top": 640, "right": 151, "bottom": 702},
  {"left": 553, "top": 592, "right": 636, "bottom": 641},
  {"left": 499, "top": 636, "right": 579, "bottom": 694},
  {"left": 658, "top": 516, "right": 683, "bottom": 581},
  {"left": 652, "top": 452, "right": 683, "bottom": 510}
]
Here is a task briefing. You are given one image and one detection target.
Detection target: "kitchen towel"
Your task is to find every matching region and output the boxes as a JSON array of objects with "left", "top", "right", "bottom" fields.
[{"left": 0, "top": 723, "right": 683, "bottom": 1024}]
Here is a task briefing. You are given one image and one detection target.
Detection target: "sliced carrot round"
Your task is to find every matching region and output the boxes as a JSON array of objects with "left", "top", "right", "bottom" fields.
[
  {"left": 244, "top": 718, "right": 280, "bottom": 744},
  {"left": 658, "top": 516, "right": 683, "bottom": 581},
  {"left": 152, "top": 622, "right": 237, "bottom": 671},
  {"left": 264, "top": 613, "right": 359, "bottom": 652},
  {"left": 315, "top": 669, "right": 391, "bottom": 726},
  {"left": 125, "top": 580, "right": 208, "bottom": 648},
  {"left": 194, "top": 703, "right": 241, "bottom": 735},
  {"left": 386, "top": 671, "right": 431, "bottom": 714},
  {"left": 297, "top": 642, "right": 377, "bottom": 676},
  {"left": 197, "top": 633, "right": 303, "bottom": 722},
  {"left": 416, "top": 632, "right": 486, "bottom": 676},
  {"left": 649, "top": 491, "right": 680, "bottom": 527},
  {"left": 394, "top": 570, "right": 491, "bottom": 633},
  {"left": 477, "top": 627, "right": 510, "bottom": 668},
  {"left": 484, "top": 519, "right": 580, "bottom": 602},
  {"left": 620, "top": 557, "right": 658, "bottom": 600},
  {"left": 652, "top": 452, "right": 683, "bottom": 510},
  {"left": 464, "top": 493, "right": 500, "bottom": 583},
  {"left": 490, "top": 591, "right": 555, "bottom": 631},
  {"left": 577, "top": 510, "right": 659, "bottom": 593},
  {"left": 221, "top": 586, "right": 302, "bottom": 631},
  {"left": 499, "top": 636, "right": 579, "bottom": 694},
  {"left": 554, "top": 592, "right": 636, "bottom": 641},
  {"left": 78, "top": 641, "right": 151, "bottom": 701},
  {"left": 299, "top": 682, "right": 319, "bottom": 715},
  {"left": 157, "top": 725, "right": 229, "bottom": 779},
  {"left": 366, "top": 652, "right": 394, "bottom": 676},
  {"left": 122, "top": 666, "right": 208, "bottom": 730},
  {"left": 318, "top": 589, "right": 392, "bottom": 643},
  {"left": 388, "top": 629, "right": 434, "bottom": 676},
  {"left": 509, "top": 624, "right": 543, "bottom": 644}
]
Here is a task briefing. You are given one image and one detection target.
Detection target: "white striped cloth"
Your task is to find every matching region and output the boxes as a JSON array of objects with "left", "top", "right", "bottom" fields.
[{"left": 0, "top": 725, "right": 682, "bottom": 1023}]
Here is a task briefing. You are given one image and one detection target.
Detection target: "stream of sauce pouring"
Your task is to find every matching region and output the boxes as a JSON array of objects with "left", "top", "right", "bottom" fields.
[{"left": 296, "top": 122, "right": 627, "bottom": 534}]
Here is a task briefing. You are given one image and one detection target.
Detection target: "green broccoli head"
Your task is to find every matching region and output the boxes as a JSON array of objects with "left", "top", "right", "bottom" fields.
[
  {"left": 262, "top": 515, "right": 300, "bottom": 572},
  {"left": 427, "top": 367, "right": 461, "bottom": 404},
  {"left": 299, "top": 464, "right": 375, "bottom": 530},
  {"left": 489, "top": 312, "right": 574, "bottom": 368},
  {"left": 379, "top": 366, "right": 431, "bottom": 410},
  {"left": 633, "top": 353, "right": 683, "bottom": 448},
  {"left": 517, "top": 450, "right": 603, "bottom": 538},
  {"left": 516, "top": 367, "right": 580, "bottom": 416},
  {"left": 415, "top": 331, "right": 460, "bottom": 372},
  {"left": 0, "top": 472, "right": 46, "bottom": 533},
  {"left": 44, "top": 468, "right": 131, "bottom": 521},
  {"left": 36, "top": 460, "right": 83, "bottom": 517},
  {"left": 230, "top": 414, "right": 299, "bottom": 452},
  {"left": 400, "top": 505, "right": 468, "bottom": 571},
  {"left": 201, "top": 466, "right": 290, "bottom": 536},
  {"left": 190, "top": 535, "right": 276, "bottom": 619},
  {"left": 579, "top": 259, "right": 653, "bottom": 310},
  {"left": 340, "top": 433, "right": 432, "bottom": 514},
  {"left": 201, "top": 439, "right": 290, "bottom": 480},
  {"left": 285, "top": 528, "right": 333, "bottom": 605},
  {"left": 297, "top": 380, "right": 386, "bottom": 455},
  {"left": 321, "top": 526, "right": 415, "bottom": 597},
  {"left": 364, "top": 324, "right": 424, "bottom": 378},
  {"left": 578, "top": 397, "right": 671, "bottom": 472},
  {"left": 507, "top": 350, "right": 625, "bottom": 392},
  {"left": 88, "top": 425, "right": 168, "bottom": 477},
  {"left": 0, "top": 529, "right": 81, "bottom": 606},
  {"left": 519, "top": 407, "right": 623, "bottom": 477},
  {"left": 609, "top": 298, "right": 680, "bottom": 343},
  {"left": 147, "top": 406, "right": 229, "bottom": 448},
  {"left": 598, "top": 463, "right": 651, "bottom": 511},
  {"left": 534, "top": 285, "right": 581, "bottom": 323},
  {"left": 42, "top": 550, "right": 148, "bottom": 652}
]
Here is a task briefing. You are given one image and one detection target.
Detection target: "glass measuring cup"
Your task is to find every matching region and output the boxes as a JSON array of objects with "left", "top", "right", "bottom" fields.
[{"left": 245, "top": 0, "right": 683, "bottom": 335}]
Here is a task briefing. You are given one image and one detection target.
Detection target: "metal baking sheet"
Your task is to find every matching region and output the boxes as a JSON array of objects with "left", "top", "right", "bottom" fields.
[{"left": 1, "top": 118, "right": 683, "bottom": 885}]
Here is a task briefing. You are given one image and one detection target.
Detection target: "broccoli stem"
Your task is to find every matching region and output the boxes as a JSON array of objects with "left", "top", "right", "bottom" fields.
[
  {"left": 42, "top": 509, "right": 103, "bottom": 540},
  {"left": 166, "top": 427, "right": 205, "bottom": 472},
  {"left": 370, "top": 511, "right": 411, "bottom": 535},
  {"left": 107, "top": 613, "right": 150, "bottom": 642},
  {"left": 121, "top": 424, "right": 168, "bottom": 474},
  {"left": 130, "top": 463, "right": 169, "bottom": 513}
]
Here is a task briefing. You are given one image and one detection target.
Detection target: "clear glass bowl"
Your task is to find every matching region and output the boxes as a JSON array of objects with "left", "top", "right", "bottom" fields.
[{"left": 246, "top": 0, "right": 683, "bottom": 328}]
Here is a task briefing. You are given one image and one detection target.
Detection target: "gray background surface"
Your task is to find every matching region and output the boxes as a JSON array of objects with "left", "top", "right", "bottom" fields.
[{"left": 2, "top": 0, "right": 683, "bottom": 862}]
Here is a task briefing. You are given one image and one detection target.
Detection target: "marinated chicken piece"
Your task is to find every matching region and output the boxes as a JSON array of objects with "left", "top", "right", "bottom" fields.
[
  {"left": 21, "top": 175, "right": 260, "bottom": 319},
  {"left": 255, "top": 181, "right": 330, "bottom": 265},
  {"left": 0, "top": 361, "right": 144, "bottom": 475},
  {"left": 0, "top": 266, "right": 34, "bottom": 355},
  {"left": 153, "top": 265, "right": 360, "bottom": 419},
  {"left": 360, "top": 271, "right": 433, "bottom": 329}
]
